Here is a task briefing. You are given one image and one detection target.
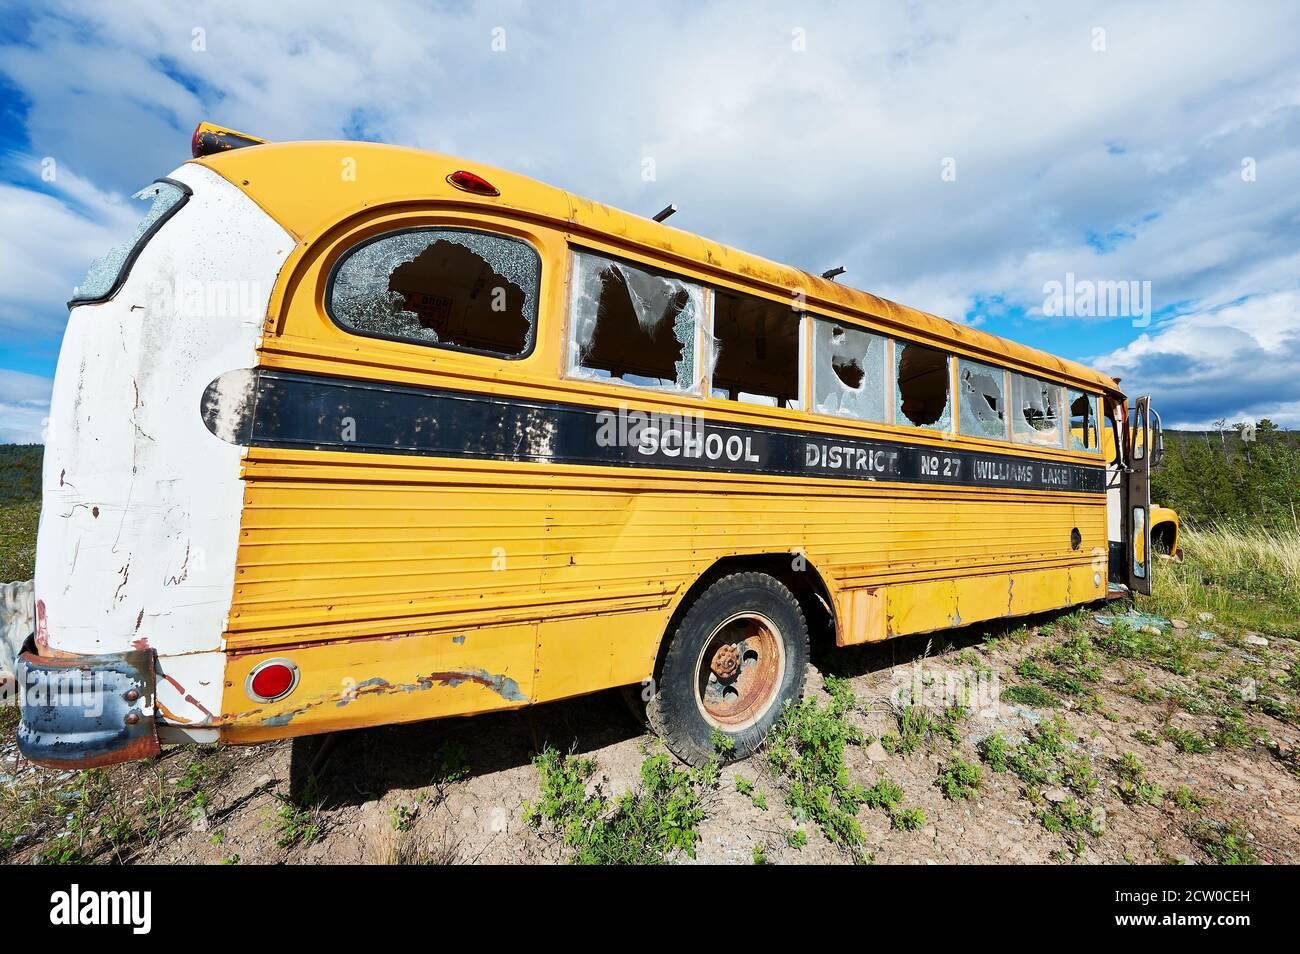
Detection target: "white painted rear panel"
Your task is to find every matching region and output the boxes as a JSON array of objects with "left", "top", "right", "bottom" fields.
[{"left": 36, "top": 162, "right": 293, "bottom": 725}]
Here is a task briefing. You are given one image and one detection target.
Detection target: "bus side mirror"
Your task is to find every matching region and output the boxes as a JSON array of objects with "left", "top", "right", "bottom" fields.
[{"left": 1150, "top": 409, "right": 1165, "bottom": 470}]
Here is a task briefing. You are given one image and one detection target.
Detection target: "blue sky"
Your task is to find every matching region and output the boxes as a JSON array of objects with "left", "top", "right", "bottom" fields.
[{"left": 1, "top": 0, "right": 1298, "bottom": 441}]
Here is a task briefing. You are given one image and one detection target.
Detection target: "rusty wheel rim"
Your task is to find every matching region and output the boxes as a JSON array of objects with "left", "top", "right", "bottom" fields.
[{"left": 695, "top": 612, "right": 786, "bottom": 732}]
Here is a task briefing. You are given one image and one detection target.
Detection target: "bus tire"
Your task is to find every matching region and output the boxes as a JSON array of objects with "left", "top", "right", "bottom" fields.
[{"left": 647, "top": 572, "right": 808, "bottom": 765}]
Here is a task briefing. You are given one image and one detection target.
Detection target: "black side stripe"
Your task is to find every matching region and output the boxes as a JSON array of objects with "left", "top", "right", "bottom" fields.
[{"left": 202, "top": 369, "right": 1107, "bottom": 494}]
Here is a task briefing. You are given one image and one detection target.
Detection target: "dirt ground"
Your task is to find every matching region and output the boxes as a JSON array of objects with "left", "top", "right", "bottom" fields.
[{"left": 4, "top": 595, "right": 1297, "bottom": 866}]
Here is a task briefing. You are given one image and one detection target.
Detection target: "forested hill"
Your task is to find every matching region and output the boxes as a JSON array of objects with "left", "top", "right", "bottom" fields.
[{"left": 1154, "top": 425, "right": 1299, "bottom": 531}]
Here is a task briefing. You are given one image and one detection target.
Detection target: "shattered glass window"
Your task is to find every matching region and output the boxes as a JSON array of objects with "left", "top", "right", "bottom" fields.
[
  {"left": 812, "top": 318, "right": 888, "bottom": 422},
  {"left": 330, "top": 228, "right": 539, "bottom": 357},
  {"left": 895, "top": 341, "right": 951, "bottom": 430},
  {"left": 1068, "top": 388, "right": 1101, "bottom": 452},
  {"left": 957, "top": 358, "right": 1008, "bottom": 441},
  {"left": 567, "top": 249, "right": 702, "bottom": 392},
  {"left": 72, "top": 180, "right": 189, "bottom": 303},
  {"left": 1011, "top": 373, "right": 1064, "bottom": 447},
  {"left": 711, "top": 289, "right": 800, "bottom": 407}
]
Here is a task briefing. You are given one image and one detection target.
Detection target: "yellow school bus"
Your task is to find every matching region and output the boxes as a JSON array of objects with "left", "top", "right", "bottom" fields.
[{"left": 17, "top": 123, "right": 1158, "bottom": 767}]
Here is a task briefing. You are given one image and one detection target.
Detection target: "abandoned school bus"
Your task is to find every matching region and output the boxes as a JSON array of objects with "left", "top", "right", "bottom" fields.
[{"left": 17, "top": 123, "right": 1161, "bottom": 768}]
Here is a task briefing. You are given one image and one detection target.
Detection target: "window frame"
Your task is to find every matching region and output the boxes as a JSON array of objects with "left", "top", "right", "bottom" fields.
[
  {"left": 68, "top": 176, "right": 194, "bottom": 308},
  {"left": 706, "top": 286, "right": 805, "bottom": 410},
  {"left": 955, "top": 357, "right": 1012, "bottom": 443},
  {"left": 1067, "top": 387, "right": 1103, "bottom": 454},
  {"left": 809, "top": 313, "right": 893, "bottom": 424},
  {"left": 563, "top": 245, "right": 709, "bottom": 395},
  {"left": 323, "top": 225, "right": 543, "bottom": 361},
  {"left": 1009, "top": 370, "right": 1067, "bottom": 449},
  {"left": 893, "top": 337, "right": 954, "bottom": 432}
]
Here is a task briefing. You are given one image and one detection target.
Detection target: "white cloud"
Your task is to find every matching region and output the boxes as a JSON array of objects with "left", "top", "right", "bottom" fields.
[
  {"left": 1094, "top": 289, "right": 1300, "bottom": 428},
  {"left": 0, "top": 369, "right": 52, "bottom": 443},
  {"left": 0, "top": 160, "right": 140, "bottom": 330}
]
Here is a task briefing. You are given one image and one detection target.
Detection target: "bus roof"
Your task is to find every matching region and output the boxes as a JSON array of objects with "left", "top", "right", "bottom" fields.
[{"left": 196, "top": 140, "right": 1121, "bottom": 396}]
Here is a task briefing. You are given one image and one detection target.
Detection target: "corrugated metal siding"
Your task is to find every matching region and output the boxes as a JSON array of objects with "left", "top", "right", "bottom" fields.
[{"left": 225, "top": 450, "right": 1105, "bottom": 651}]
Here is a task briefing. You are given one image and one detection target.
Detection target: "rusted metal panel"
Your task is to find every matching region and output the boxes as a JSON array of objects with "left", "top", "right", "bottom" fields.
[
  {"left": 835, "top": 587, "right": 886, "bottom": 646},
  {"left": 833, "top": 558, "right": 1105, "bottom": 646},
  {"left": 218, "top": 622, "right": 536, "bottom": 744},
  {"left": 15, "top": 647, "right": 161, "bottom": 769}
]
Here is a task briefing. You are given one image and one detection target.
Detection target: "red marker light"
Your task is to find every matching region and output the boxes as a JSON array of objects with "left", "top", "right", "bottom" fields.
[
  {"left": 246, "top": 659, "right": 299, "bottom": 702},
  {"left": 447, "top": 170, "right": 500, "bottom": 196}
]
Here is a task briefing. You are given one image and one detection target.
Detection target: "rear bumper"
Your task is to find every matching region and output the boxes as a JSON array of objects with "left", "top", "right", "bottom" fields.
[{"left": 15, "top": 645, "right": 161, "bottom": 768}]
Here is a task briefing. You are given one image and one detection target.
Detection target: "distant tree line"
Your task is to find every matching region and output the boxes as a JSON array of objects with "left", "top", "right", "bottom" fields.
[
  {"left": 1152, "top": 421, "right": 1299, "bottom": 532},
  {"left": 0, "top": 444, "right": 42, "bottom": 505}
]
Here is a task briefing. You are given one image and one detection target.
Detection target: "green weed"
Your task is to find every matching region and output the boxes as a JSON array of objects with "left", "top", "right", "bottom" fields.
[
  {"left": 1114, "top": 752, "right": 1163, "bottom": 806},
  {"left": 890, "top": 807, "right": 925, "bottom": 831},
  {"left": 524, "top": 747, "right": 716, "bottom": 864},
  {"left": 765, "top": 686, "right": 868, "bottom": 853},
  {"left": 935, "top": 757, "right": 982, "bottom": 800}
]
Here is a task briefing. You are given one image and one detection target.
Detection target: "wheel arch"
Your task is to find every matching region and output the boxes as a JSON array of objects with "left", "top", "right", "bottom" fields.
[
  {"left": 651, "top": 553, "right": 838, "bottom": 681},
  {"left": 1150, "top": 507, "right": 1179, "bottom": 554}
]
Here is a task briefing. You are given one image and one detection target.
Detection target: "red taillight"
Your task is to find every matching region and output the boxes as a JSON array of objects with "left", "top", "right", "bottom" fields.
[
  {"left": 447, "top": 169, "right": 500, "bottom": 197},
  {"left": 246, "top": 659, "right": 299, "bottom": 702}
]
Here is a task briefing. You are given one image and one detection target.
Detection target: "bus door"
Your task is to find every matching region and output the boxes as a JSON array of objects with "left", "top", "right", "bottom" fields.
[{"left": 1126, "top": 395, "right": 1154, "bottom": 594}]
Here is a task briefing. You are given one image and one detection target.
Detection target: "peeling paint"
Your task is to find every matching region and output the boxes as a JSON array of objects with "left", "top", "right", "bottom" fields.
[
  {"left": 113, "top": 561, "right": 131, "bottom": 605},
  {"left": 335, "top": 676, "right": 390, "bottom": 707},
  {"left": 252, "top": 665, "right": 527, "bottom": 727},
  {"left": 34, "top": 599, "right": 48, "bottom": 650},
  {"left": 164, "top": 542, "right": 191, "bottom": 587},
  {"left": 424, "top": 669, "right": 527, "bottom": 701},
  {"left": 160, "top": 672, "right": 216, "bottom": 720}
]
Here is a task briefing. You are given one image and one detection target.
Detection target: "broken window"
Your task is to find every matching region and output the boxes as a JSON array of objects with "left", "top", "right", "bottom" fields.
[
  {"left": 329, "top": 228, "right": 538, "bottom": 357},
  {"left": 812, "top": 317, "right": 888, "bottom": 421},
  {"left": 72, "top": 179, "right": 190, "bottom": 304},
  {"left": 710, "top": 289, "right": 800, "bottom": 408},
  {"left": 1069, "top": 388, "right": 1101, "bottom": 452},
  {"left": 1010, "top": 373, "right": 1064, "bottom": 446},
  {"left": 895, "top": 341, "right": 951, "bottom": 429},
  {"left": 957, "top": 358, "right": 1009, "bottom": 440},
  {"left": 1103, "top": 401, "right": 1120, "bottom": 463},
  {"left": 567, "top": 249, "right": 702, "bottom": 392}
]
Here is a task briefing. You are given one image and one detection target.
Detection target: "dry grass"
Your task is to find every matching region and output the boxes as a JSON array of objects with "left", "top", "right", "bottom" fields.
[
  {"left": 1147, "top": 525, "right": 1300, "bottom": 634},
  {"left": 367, "top": 824, "right": 463, "bottom": 865}
]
